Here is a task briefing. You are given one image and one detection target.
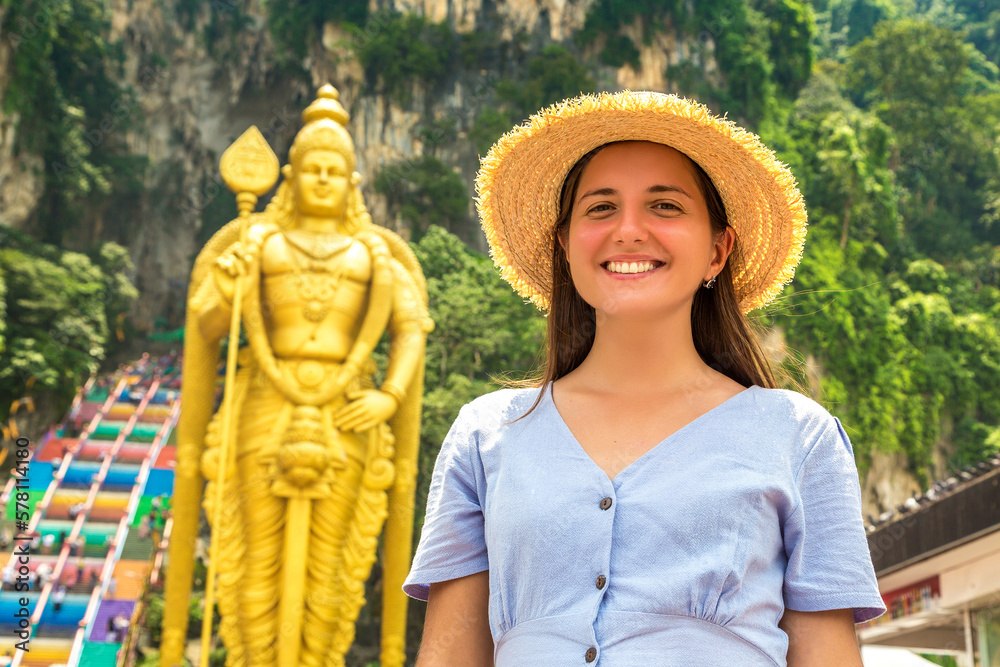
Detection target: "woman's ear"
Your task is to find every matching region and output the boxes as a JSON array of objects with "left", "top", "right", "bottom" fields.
[
  {"left": 556, "top": 227, "right": 569, "bottom": 259},
  {"left": 707, "top": 226, "right": 736, "bottom": 280}
]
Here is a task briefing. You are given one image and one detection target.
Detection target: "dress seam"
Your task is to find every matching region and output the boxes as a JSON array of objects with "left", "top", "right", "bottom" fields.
[{"left": 615, "top": 612, "right": 780, "bottom": 666}]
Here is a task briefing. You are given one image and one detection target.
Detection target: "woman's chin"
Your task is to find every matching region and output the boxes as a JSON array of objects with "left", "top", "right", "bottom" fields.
[{"left": 592, "top": 296, "right": 692, "bottom": 321}]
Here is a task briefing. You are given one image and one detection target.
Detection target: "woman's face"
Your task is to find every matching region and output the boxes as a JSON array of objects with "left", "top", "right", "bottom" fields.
[{"left": 561, "top": 141, "right": 732, "bottom": 319}]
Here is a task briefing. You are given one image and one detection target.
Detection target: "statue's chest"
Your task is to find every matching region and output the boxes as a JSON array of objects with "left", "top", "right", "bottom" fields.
[{"left": 260, "top": 233, "right": 372, "bottom": 284}]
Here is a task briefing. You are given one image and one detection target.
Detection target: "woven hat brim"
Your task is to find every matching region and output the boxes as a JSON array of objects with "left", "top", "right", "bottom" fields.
[{"left": 475, "top": 91, "right": 807, "bottom": 313}]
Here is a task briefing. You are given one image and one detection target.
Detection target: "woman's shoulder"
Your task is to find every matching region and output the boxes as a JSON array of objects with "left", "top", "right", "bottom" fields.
[
  {"left": 744, "top": 386, "right": 846, "bottom": 446},
  {"left": 460, "top": 385, "right": 546, "bottom": 427}
]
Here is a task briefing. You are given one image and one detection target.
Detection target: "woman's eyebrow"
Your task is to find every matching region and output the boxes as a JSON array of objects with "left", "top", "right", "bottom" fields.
[
  {"left": 577, "top": 187, "right": 617, "bottom": 204},
  {"left": 578, "top": 184, "right": 694, "bottom": 205},
  {"left": 648, "top": 184, "right": 694, "bottom": 199}
]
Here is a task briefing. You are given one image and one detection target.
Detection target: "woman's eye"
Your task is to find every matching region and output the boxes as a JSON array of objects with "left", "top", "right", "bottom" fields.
[
  {"left": 589, "top": 203, "right": 614, "bottom": 214},
  {"left": 654, "top": 202, "right": 681, "bottom": 212}
]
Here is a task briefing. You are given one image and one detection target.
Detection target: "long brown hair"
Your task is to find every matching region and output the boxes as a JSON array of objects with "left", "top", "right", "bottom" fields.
[{"left": 515, "top": 141, "right": 778, "bottom": 416}]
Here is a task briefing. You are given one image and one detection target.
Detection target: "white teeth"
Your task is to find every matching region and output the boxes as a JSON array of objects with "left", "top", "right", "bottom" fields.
[{"left": 606, "top": 261, "right": 657, "bottom": 274}]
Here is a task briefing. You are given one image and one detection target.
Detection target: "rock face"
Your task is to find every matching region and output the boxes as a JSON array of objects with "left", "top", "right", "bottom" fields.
[
  {"left": 0, "top": 6, "right": 45, "bottom": 230},
  {"left": 389, "top": 0, "right": 589, "bottom": 38}
]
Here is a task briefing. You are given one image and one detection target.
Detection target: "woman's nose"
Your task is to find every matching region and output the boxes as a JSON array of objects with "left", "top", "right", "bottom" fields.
[{"left": 615, "top": 205, "right": 648, "bottom": 244}]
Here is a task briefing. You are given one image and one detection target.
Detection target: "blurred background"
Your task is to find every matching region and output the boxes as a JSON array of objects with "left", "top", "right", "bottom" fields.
[{"left": 0, "top": 0, "right": 998, "bottom": 664}]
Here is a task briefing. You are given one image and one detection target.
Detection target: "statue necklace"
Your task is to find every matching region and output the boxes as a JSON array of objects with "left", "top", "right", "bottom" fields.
[{"left": 284, "top": 230, "right": 353, "bottom": 322}]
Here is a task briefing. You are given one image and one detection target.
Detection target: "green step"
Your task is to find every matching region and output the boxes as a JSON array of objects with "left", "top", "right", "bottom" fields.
[
  {"left": 80, "top": 640, "right": 121, "bottom": 665},
  {"left": 92, "top": 421, "right": 161, "bottom": 442},
  {"left": 4, "top": 490, "right": 45, "bottom": 521},
  {"left": 120, "top": 532, "right": 154, "bottom": 561}
]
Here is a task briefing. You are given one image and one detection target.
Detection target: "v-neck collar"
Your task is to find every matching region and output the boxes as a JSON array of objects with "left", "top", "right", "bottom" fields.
[{"left": 543, "top": 383, "right": 757, "bottom": 487}]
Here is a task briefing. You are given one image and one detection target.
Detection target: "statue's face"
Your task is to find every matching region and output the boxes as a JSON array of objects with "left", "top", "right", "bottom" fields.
[{"left": 293, "top": 149, "right": 351, "bottom": 218}]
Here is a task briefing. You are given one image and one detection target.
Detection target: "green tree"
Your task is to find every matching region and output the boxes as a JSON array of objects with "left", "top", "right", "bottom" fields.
[
  {"left": 952, "top": 0, "right": 1000, "bottom": 66},
  {"left": 354, "top": 12, "right": 457, "bottom": 106},
  {"left": 846, "top": 20, "right": 1000, "bottom": 256},
  {"left": 809, "top": 108, "right": 898, "bottom": 250},
  {"left": 845, "top": 0, "right": 896, "bottom": 45},
  {"left": 710, "top": 2, "right": 777, "bottom": 125},
  {"left": 409, "top": 226, "right": 544, "bottom": 527},
  {"left": 2, "top": 0, "right": 141, "bottom": 245},
  {"left": 758, "top": 0, "right": 816, "bottom": 97},
  {"left": 0, "top": 229, "right": 136, "bottom": 422},
  {"left": 374, "top": 157, "right": 470, "bottom": 238}
]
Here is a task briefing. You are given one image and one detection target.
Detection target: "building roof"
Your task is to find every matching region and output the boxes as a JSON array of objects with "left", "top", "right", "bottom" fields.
[{"left": 865, "top": 456, "right": 1000, "bottom": 575}]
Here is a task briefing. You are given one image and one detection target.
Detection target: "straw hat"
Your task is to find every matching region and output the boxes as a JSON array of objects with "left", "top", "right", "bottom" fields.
[{"left": 475, "top": 90, "right": 807, "bottom": 313}]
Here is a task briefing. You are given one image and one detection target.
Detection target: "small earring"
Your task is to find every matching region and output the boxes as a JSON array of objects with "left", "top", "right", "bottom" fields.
[{"left": 703, "top": 275, "right": 717, "bottom": 289}]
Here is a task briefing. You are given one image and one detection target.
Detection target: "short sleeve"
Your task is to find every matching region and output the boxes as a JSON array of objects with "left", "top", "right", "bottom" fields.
[
  {"left": 403, "top": 405, "right": 489, "bottom": 601},
  {"left": 782, "top": 417, "right": 887, "bottom": 623}
]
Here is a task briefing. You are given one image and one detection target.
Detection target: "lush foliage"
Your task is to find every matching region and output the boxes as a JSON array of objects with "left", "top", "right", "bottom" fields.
[
  {"left": 353, "top": 12, "right": 458, "bottom": 106},
  {"left": 0, "top": 228, "right": 137, "bottom": 422},
  {"left": 373, "top": 157, "right": 469, "bottom": 238},
  {"left": 0, "top": 0, "right": 146, "bottom": 245},
  {"left": 470, "top": 44, "right": 596, "bottom": 154},
  {"left": 409, "top": 226, "right": 545, "bottom": 527},
  {"left": 764, "top": 13, "right": 1000, "bottom": 480}
]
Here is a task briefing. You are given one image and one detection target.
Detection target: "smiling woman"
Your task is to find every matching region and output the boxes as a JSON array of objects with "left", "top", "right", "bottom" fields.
[{"left": 404, "top": 91, "right": 885, "bottom": 667}]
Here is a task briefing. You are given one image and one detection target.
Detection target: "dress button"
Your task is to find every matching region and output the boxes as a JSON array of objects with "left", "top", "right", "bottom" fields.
[
  {"left": 596, "top": 574, "right": 606, "bottom": 590},
  {"left": 585, "top": 647, "right": 598, "bottom": 662},
  {"left": 599, "top": 497, "right": 612, "bottom": 510}
]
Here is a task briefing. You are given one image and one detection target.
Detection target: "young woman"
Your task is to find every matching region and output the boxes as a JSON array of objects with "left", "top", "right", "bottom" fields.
[{"left": 403, "top": 91, "right": 886, "bottom": 666}]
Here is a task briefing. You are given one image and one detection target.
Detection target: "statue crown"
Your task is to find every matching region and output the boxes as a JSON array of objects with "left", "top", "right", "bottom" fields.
[
  {"left": 303, "top": 84, "right": 350, "bottom": 127},
  {"left": 288, "top": 84, "right": 356, "bottom": 169}
]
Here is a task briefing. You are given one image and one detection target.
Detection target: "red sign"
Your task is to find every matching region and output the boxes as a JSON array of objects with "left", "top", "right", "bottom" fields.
[{"left": 861, "top": 575, "right": 941, "bottom": 627}]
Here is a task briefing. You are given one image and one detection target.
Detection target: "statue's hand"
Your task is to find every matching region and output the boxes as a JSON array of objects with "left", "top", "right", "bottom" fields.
[
  {"left": 213, "top": 242, "right": 254, "bottom": 303},
  {"left": 333, "top": 388, "right": 399, "bottom": 433}
]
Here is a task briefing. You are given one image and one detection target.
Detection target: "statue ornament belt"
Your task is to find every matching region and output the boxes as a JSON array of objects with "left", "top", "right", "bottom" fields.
[
  {"left": 266, "top": 356, "right": 380, "bottom": 500},
  {"left": 201, "top": 355, "right": 381, "bottom": 501}
]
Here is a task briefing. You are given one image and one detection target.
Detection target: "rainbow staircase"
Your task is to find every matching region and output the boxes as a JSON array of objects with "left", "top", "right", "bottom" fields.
[{"left": 0, "top": 354, "right": 181, "bottom": 666}]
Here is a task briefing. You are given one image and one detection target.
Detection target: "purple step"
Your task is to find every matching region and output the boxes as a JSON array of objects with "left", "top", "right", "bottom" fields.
[{"left": 89, "top": 598, "right": 135, "bottom": 643}]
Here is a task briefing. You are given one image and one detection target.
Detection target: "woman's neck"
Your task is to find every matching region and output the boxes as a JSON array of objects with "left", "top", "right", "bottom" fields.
[{"left": 567, "top": 307, "right": 713, "bottom": 395}]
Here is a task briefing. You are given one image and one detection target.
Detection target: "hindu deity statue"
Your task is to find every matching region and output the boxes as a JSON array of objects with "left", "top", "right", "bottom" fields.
[{"left": 160, "top": 85, "right": 432, "bottom": 667}]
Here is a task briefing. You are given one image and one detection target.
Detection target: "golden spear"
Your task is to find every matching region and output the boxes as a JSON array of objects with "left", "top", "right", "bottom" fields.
[
  {"left": 159, "top": 126, "right": 278, "bottom": 667},
  {"left": 199, "top": 127, "right": 280, "bottom": 667}
]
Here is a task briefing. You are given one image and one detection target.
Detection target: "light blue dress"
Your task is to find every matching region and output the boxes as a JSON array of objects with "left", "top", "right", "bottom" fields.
[{"left": 403, "top": 385, "right": 886, "bottom": 666}]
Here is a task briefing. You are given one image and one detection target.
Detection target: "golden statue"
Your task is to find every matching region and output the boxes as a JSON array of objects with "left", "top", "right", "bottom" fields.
[{"left": 160, "top": 85, "right": 432, "bottom": 667}]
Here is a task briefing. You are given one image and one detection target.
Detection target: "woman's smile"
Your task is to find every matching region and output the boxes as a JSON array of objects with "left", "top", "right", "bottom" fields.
[{"left": 602, "top": 257, "right": 665, "bottom": 276}]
